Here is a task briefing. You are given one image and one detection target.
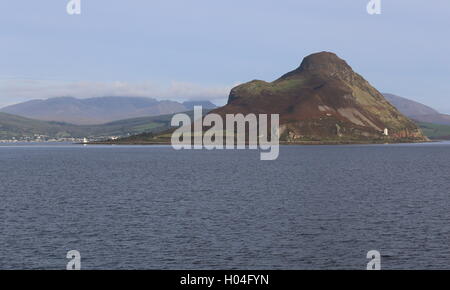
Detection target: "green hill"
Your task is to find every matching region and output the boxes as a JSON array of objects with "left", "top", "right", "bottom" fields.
[
  {"left": 211, "top": 52, "right": 427, "bottom": 143},
  {"left": 0, "top": 112, "right": 83, "bottom": 139},
  {"left": 0, "top": 111, "right": 192, "bottom": 140},
  {"left": 82, "top": 114, "right": 175, "bottom": 137},
  {"left": 416, "top": 122, "right": 450, "bottom": 140},
  {"left": 0, "top": 112, "right": 174, "bottom": 140}
]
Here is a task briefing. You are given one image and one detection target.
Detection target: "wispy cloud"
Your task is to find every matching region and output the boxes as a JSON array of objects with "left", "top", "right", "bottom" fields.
[{"left": 0, "top": 80, "right": 234, "bottom": 108}]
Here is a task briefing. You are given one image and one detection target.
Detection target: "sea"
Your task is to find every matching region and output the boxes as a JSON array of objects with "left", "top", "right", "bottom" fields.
[{"left": 1, "top": 142, "right": 449, "bottom": 269}]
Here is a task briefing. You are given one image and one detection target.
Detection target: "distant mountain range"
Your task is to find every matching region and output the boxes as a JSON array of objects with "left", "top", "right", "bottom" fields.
[{"left": 0, "top": 96, "right": 217, "bottom": 125}]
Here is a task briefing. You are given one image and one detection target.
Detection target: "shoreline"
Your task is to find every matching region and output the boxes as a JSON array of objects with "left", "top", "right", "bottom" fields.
[{"left": 86, "top": 139, "right": 436, "bottom": 146}]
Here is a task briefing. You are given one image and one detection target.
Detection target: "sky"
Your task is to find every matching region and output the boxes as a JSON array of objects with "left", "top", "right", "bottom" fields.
[{"left": 0, "top": 0, "right": 449, "bottom": 112}]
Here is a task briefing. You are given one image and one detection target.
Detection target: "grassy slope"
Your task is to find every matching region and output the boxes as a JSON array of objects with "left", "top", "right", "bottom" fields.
[
  {"left": 416, "top": 122, "right": 450, "bottom": 140},
  {"left": 0, "top": 112, "right": 84, "bottom": 138},
  {"left": 0, "top": 111, "right": 199, "bottom": 139},
  {"left": 0, "top": 112, "right": 174, "bottom": 139},
  {"left": 82, "top": 114, "right": 176, "bottom": 137}
]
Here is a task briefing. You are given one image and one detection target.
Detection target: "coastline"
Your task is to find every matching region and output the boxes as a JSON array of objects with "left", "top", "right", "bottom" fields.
[{"left": 86, "top": 139, "right": 435, "bottom": 146}]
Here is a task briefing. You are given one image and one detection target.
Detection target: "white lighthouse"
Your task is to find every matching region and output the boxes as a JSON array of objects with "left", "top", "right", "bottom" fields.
[{"left": 383, "top": 128, "right": 389, "bottom": 136}]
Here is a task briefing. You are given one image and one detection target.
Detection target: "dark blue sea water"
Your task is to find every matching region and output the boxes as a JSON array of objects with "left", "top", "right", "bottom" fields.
[{"left": 1, "top": 143, "right": 449, "bottom": 269}]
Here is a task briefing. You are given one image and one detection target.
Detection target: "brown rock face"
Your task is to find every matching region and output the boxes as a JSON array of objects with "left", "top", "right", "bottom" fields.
[{"left": 212, "top": 52, "right": 428, "bottom": 143}]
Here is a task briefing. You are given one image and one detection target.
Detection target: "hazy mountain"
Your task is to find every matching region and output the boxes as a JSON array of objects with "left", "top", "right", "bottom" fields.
[
  {"left": 384, "top": 93, "right": 450, "bottom": 126},
  {"left": 412, "top": 114, "right": 450, "bottom": 125},
  {"left": 383, "top": 93, "right": 439, "bottom": 116},
  {"left": 0, "top": 96, "right": 217, "bottom": 125},
  {"left": 211, "top": 52, "right": 427, "bottom": 143},
  {"left": 182, "top": 101, "right": 217, "bottom": 110}
]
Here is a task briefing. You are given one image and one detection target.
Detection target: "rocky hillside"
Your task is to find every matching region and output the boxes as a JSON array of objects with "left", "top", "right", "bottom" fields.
[{"left": 212, "top": 52, "right": 428, "bottom": 143}]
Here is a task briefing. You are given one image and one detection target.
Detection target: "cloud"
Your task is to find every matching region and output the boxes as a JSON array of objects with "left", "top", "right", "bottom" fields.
[{"left": 0, "top": 79, "right": 234, "bottom": 108}]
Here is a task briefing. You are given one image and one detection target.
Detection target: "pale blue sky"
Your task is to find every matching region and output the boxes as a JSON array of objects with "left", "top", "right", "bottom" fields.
[{"left": 1, "top": 0, "right": 449, "bottom": 112}]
